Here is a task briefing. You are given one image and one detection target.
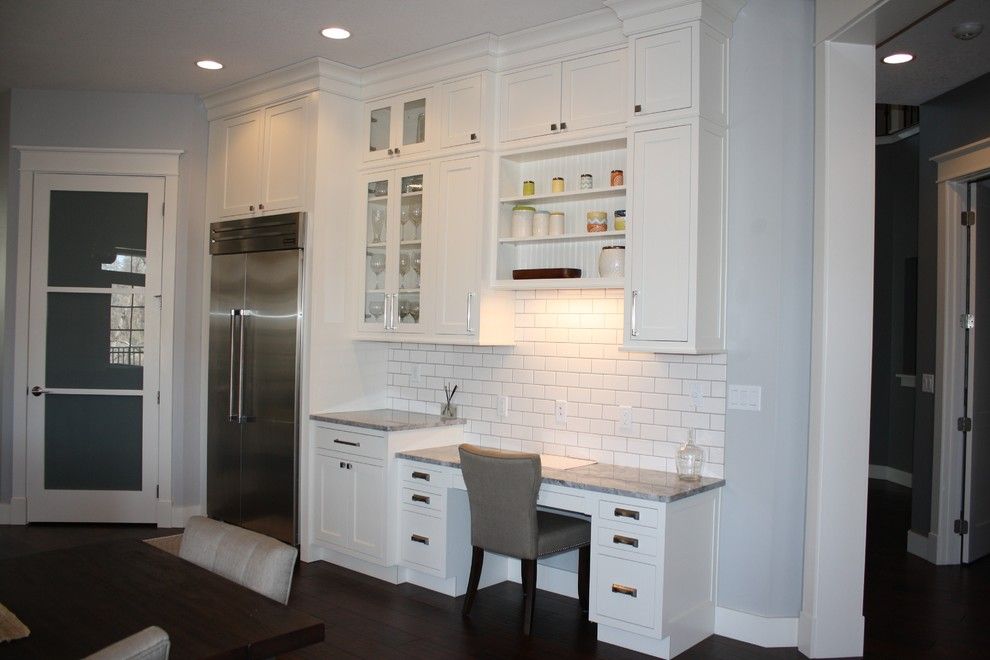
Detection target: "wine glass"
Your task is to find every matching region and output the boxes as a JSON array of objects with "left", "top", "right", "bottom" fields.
[
  {"left": 368, "top": 252, "right": 386, "bottom": 289},
  {"left": 398, "top": 252, "right": 411, "bottom": 289},
  {"left": 409, "top": 300, "right": 420, "bottom": 323},
  {"left": 412, "top": 252, "right": 422, "bottom": 288},
  {"left": 371, "top": 208, "right": 385, "bottom": 244},
  {"left": 411, "top": 204, "right": 422, "bottom": 240},
  {"left": 400, "top": 204, "right": 411, "bottom": 240},
  {"left": 398, "top": 298, "right": 411, "bottom": 323},
  {"left": 368, "top": 299, "right": 384, "bottom": 321}
]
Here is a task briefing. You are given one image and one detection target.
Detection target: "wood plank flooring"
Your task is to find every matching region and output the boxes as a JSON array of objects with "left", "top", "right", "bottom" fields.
[{"left": 1, "top": 481, "right": 986, "bottom": 658}]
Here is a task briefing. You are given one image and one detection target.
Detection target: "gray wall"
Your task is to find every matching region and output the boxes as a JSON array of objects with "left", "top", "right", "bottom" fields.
[
  {"left": 870, "top": 135, "right": 918, "bottom": 474},
  {"left": 718, "top": 0, "right": 814, "bottom": 617},
  {"left": 1, "top": 89, "right": 208, "bottom": 507},
  {"left": 0, "top": 91, "right": 9, "bottom": 501},
  {"left": 912, "top": 72, "right": 990, "bottom": 534}
]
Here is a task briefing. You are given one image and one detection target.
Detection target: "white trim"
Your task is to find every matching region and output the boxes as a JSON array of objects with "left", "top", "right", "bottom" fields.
[
  {"left": 906, "top": 529, "right": 938, "bottom": 563},
  {"left": 0, "top": 498, "right": 27, "bottom": 525},
  {"left": 714, "top": 607, "right": 799, "bottom": 648},
  {"left": 868, "top": 464, "right": 913, "bottom": 488},
  {"left": 15, "top": 147, "right": 182, "bottom": 176},
  {"left": 876, "top": 124, "right": 919, "bottom": 146},
  {"left": 170, "top": 504, "right": 203, "bottom": 528}
]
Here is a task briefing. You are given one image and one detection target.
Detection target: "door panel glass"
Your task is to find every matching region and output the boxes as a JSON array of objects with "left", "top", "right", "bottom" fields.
[
  {"left": 44, "top": 395, "right": 142, "bottom": 490},
  {"left": 398, "top": 174, "right": 424, "bottom": 327},
  {"left": 48, "top": 191, "right": 148, "bottom": 287},
  {"left": 402, "top": 98, "right": 427, "bottom": 147},
  {"left": 369, "top": 106, "right": 391, "bottom": 154},
  {"left": 365, "top": 179, "right": 388, "bottom": 324},
  {"left": 46, "top": 292, "right": 144, "bottom": 389}
]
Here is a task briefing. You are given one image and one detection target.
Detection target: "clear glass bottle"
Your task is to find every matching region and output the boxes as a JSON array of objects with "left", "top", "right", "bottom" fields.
[{"left": 676, "top": 430, "right": 704, "bottom": 481}]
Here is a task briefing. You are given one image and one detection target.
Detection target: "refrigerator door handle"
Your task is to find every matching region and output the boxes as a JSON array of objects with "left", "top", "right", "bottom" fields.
[
  {"left": 238, "top": 310, "right": 249, "bottom": 423},
  {"left": 228, "top": 309, "right": 239, "bottom": 421}
]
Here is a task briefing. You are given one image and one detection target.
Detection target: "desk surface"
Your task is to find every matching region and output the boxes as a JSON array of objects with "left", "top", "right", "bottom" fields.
[
  {"left": 396, "top": 444, "right": 725, "bottom": 503},
  {"left": 310, "top": 408, "right": 466, "bottom": 432},
  {"left": 0, "top": 540, "right": 323, "bottom": 659}
]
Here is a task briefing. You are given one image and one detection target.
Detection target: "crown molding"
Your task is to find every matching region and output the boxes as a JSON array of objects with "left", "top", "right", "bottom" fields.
[
  {"left": 604, "top": 0, "right": 744, "bottom": 37},
  {"left": 497, "top": 8, "right": 625, "bottom": 71}
]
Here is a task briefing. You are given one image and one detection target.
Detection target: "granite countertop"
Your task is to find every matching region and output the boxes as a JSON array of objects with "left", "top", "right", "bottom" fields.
[
  {"left": 395, "top": 445, "right": 724, "bottom": 503},
  {"left": 309, "top": 409, "right": 467, "bottom": 432}
]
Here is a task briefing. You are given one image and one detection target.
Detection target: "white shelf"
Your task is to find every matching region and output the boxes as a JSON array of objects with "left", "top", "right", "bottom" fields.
[
  {"left": 367, "top": 195, "right": 388, "bottom": 202},
  {"left": 400, "top": 239, "right": 422, "bottom": 246},
  {"left": 401, "top": 191, "right": 423, "bottom": 198},
  {"left": 500, "top": 186, "right": 625, "bottom": 205},
  {"left": 492, "top": 276, "right": 623, "bottom": 291},
  {"left": 498, "top": 230, "right": 625, "bottom": 245}
]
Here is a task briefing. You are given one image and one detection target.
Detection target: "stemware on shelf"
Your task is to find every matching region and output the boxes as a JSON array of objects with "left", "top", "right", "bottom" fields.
[
  {"left": 368, "top": 252, "right": 386, "bottom": 289},
  {"left": 411, "top": 204, "right": 422, "bottom": 240},
  {"left": 400, "top": 204, "right": 411, "bottom": 240},
  {"left": 371, "top": 207, "right": 385, "bottom": 243},
  {"left": 398, "top": 252, "right": 411, "bottom": 289},
  {"left": 367, "top": 299, "right": 384, "bottom": 321},
  {"left": 398, "top": 298, "right": 411, "bottom": 323},
  {"left": 412, "top": 251, "right": 422, "bottom": 287},
  {"left": 409, "top": 300, "right": 420, "bottom": 323}
]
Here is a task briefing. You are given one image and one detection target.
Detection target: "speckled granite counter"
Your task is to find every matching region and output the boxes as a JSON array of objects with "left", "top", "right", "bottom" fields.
[
  {"left": 395, "top": 444, "right": 724, "bottom": 503},
  {"left": 309, "top": 409, "right": 467, "bottom": 432}
]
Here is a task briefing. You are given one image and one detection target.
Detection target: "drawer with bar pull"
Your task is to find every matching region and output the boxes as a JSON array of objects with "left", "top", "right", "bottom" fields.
[
  {"left": 399, "top": 509, "right": 444, "bottom": 572},
  {"left": 313, "top": 425, "right": 385, "bottom": 460},
  {"left": 596, "top": 525, "right": 658, "bottom": 558},
  {"left": 399, "top": 462, "right": 447, "bottom": 488},
  {"left": 594, "top": 554, "right": 657, "bottom": 630},
  {"left": 598, "top": 499, "right": 660, "bottom": 529},
  {"left": 401, "top": 487, "right": 443, "bottom": 513}
]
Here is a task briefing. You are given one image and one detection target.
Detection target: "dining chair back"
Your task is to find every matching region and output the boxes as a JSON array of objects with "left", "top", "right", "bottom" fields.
[{"left": 84, "top": 625, "right": 170, "bottom": 660}]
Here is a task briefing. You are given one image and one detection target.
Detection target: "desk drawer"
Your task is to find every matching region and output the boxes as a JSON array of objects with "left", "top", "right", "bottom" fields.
[
  {"left": 314, "top": 425, "right": 385, "bottom": 460},
  {"left": 538, "top": 486, "right": 591, "bottom": 515},
  {"left": 400, "top": 462, "right": 445, "bottom": 487},
  {"left": 595, "top": 554, "right": 657, "bottom": 629},
  {"left": 598, "top": 499, "right": 660, "bottom": 529},
  {"left": 400, "top": 509, "right": 444, "bottom": 572},
  {"left": 401, "top": 487, "right": 443, "bottom": 513},
  {"left": 597, "top": 525, "right": 658, "bottom": 559}
]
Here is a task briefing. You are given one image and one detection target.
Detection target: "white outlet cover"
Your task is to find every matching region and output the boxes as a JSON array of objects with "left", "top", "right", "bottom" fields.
[
  {"left": 411, "top": 364, "right": 422, "bottom": 386},
  {"left": 498, "top": 395, "right": 510, "bottom": 418},
  {"left": 619, "top": 405, "right": 633, "bottom": 431},
  {"left": 555, "top": 400, "right": 568, "bottom": 425}
]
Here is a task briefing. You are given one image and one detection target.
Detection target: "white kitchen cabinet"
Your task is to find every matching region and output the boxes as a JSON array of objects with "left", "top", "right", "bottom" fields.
[
  {"left": 314, "top": 451, "right": 386, "bottom": 560},
  {"left": 364, "top": 88, "right": 434, "bottom": 162},
  {"left": 209, "top": 96, "right": 310, "bottom": 218},
  {"left": 440, "top": 74, "right": 485, "bottom": 148},
  {"left": 499, "top": 50, "right": 626, "bottom": 143},
  {"left": 625, "top": 120, "right": 726, "bottom": 353}
]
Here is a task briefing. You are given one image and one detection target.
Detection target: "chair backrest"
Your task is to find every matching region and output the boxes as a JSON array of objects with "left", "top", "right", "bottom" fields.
[
  {"left": 458, "top": 444, "right": 542, "bottom": 559},
  {"left": 179, "top": 516, "right": 297, "bottom": 604},
  {"left": 85, "top": 626, "right": 170, "bottom": 660}
]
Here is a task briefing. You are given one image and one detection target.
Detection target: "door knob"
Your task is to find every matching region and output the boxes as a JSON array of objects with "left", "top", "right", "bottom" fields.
[{"left": 31, "top": 386, "right": 46, "bottom": 397}]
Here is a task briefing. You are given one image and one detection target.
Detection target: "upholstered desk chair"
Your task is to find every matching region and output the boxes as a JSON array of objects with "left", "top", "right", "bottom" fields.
[
  {"left": 458, "top": 444, "right": 591, "bottom": 635},
  {"left": 85, "top": 626, "right": 170, "bottom": 660},
  {"left": 179, "top": 516, "right": 298, "bottom": 604}
]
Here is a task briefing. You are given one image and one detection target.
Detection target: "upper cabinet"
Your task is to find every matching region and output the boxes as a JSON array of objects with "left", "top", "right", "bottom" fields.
[
  {"left": 439, "top": 74, "right": 485, "bottom": 148},
  {"left": 364, "top": 88, "right": 434, "bottom": 162},
  {"left": 499, "top": 50, "right": 627, "bottom": 144},
  {"left": 210, "top": 96, "right": 311, "bottom": 219}
]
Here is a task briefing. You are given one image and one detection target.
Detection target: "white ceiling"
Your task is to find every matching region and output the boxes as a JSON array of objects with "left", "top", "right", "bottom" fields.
[
  {"left": 877, "top": 0, "right": 990, "bottom": 105},
  {"left": 0, "top": 0, "right": 604, "bottom": 95}
]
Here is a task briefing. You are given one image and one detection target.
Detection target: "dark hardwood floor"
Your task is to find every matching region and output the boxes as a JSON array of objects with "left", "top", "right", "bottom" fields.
[{"left": 1, "top": 484, "right": 986, "bottom": 659}]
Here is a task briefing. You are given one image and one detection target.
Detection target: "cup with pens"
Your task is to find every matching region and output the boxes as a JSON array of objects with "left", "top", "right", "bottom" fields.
[{"left": 442, "top": 383, "right": 458, "bottom": 419}]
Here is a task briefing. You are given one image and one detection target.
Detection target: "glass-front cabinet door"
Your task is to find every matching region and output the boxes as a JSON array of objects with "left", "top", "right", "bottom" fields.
[
  {"left": 364, "top": 89, "right": 433, "bottom": 162},
  {"left": 360, "top": 166, "right": 429, "bottom": 335}
]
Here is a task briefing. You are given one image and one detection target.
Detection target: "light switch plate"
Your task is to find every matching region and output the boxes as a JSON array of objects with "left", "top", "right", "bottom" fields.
[
  {"left": 619, "top": 405, "right": 633, "bottom": 432},
  {"left": 555, "top": 400, "right": 568, "bottom": 425},
  {"left": 497, "top": 395, "right": 510, "bottom": 418},
  {"left": 727, "top": 384, "right": 762, "bottom": 412},
  {"left": 922, "top": 373, "right": 935, "bottom": 394}
]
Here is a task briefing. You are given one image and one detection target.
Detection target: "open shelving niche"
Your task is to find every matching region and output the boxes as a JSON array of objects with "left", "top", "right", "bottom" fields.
[{"left": 493, "top": 138, "right": 627, "bottom": 289}]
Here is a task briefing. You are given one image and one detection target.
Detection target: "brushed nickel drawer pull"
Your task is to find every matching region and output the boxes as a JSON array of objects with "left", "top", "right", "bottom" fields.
[
  {"left": 411, "top": 471, "right": 430, "bottom": 481},
  {"left": 613, "top": 534, "right": 639, "bottom": 548},
  {"left": 612, "top": 584, "right": 638, "bottom": 597},
  {"left": 411, "top": 534, "right": 430, "bottom": 545},
  {"left": 411, "top": 494, "right": 431, "bottom": 504},
  {"left": 334, "top": 439, "right": 359, "bottom": 447},
  {"left": 614, "top": 507, "right": 640, "bottom": 520}
]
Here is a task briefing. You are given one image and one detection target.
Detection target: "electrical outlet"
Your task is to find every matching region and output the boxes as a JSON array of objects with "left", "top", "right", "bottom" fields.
[
  {"left": 497, "top": 395, "right": 509, "bottom": 418},
  {"left": 619, "top": 405, "right": 633, "bottom": 432},
  {"left": 690, "top": 382, "right": 704, "bottom": 409},
  {"left": 727, "top": 384, "right": 762, "bottom": 412},
  {"left": 411, "top": 364, "right": 423, "bottom": 386},
  {"left": 922, "top": 373, "right": 935, "bottom": 394},
  {"left": 555, "top": 400, "right": 568, "bottom": 425}
]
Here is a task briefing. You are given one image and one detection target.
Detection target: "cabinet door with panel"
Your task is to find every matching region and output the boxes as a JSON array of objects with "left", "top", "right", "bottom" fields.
[
  {"left": 440, "top": 74, "right": 484, "bottom": 148},
  {"left": 213, "top": 109, "right": 264, "bottom": 218},
  {"left": 314, "top": 452, "right": 351, "bottom": 547},
  {"left": 364, "top": 88, "right": 434, "bottom": 162},
  {"left": 499, "top": 64, "right": 561, "bottom": 142},
  {"left": 633, "top": 26, "right": 693, "bottom": 118},
  {"left": 434, "top": 155, "right": 483, "bottom": 335},
  {"left": 561, "top": 50, "right": 627, "bottom": 132},
  {"left": 350, "top": 459, "right": 387, "bottom": 560},
  {"left": 260, "top": 97, "right": 310, "bottom": 213}
]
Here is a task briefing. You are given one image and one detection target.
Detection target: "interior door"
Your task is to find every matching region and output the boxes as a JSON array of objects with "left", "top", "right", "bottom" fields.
[
  {"left": 26, "top": 174, "right": 163, "bottom": 523},
  {"left": 966, "top": 177, "right": 990, "bottom": 562}
]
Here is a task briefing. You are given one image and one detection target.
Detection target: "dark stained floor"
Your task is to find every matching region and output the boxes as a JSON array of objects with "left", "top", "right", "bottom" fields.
[{"left": 1, "top": 482, "right": 986, "bottom": 658}]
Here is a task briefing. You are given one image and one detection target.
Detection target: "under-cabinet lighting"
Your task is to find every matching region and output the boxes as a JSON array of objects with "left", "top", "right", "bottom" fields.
[
  {"left": 882, "top": 53, "right": 914, "bottom": 64},
  {"left": 196, "top": 60, "right": 223, "bottom": 70},
  {"left": 321, "top": 26, "right": 351, "bottom": 40}
]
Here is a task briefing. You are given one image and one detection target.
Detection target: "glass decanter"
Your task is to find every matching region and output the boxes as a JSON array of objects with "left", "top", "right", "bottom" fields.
[{"left": 675, "top": 430, "right": 704, "bottom": 481}]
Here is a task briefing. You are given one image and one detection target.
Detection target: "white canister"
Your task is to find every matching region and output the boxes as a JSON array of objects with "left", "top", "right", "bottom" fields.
[
  {"left": 598, "top": 245, "right": 625, "bottom": 277},
  {"left": 532, "top": 211, "right": 550, "bottom": 236},
  {"left": 549, "top": 211, "right": 565, "bottom": 236},
  {"left": 511, "top": 205, "right": 535, "bottom": 238}
]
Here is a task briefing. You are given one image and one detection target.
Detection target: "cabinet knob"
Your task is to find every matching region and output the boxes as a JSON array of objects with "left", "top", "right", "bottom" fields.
[
  {"left": 339, "top": 461, "right": 344, "bottom": 468},
  {"left": 470, "top": 133, "right": 477, "bottom": 141},
  {"left": 550, "top": 123, "right": 558, "bottom": 131},
  {"left": 634, "top": 104, "right": 642, "bottom": 113},
  {"left": 395, "top": 147, "right": 400, "bottom": 154},
  {"left": 258, "top": 203, "right": 264, "bottom": 210},
  {"left": 249, "top": 205, "right": 255, "bottom": 212},
  {"left": 387, "top": 148, "right": 394, "bottom": 155},
  {"left": 560, "top": 122, "right": 567, "bottom": 130}
]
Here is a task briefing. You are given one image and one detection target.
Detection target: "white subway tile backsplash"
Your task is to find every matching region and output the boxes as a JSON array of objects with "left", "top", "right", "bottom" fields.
[{"left": 386, "top": 289, "right": 726, "bottom": 475}]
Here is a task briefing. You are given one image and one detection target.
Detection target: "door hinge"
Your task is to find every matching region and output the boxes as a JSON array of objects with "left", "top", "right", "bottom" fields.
[
  {"left": 156, "top": 391, "right": 160, "bottom": 405},
  {"left": 960, "top": 313, "right": 975, "bottom": 330},
  {"left": 962, "top": 210, "right": 976, "bottom": 226},
  {"left": 955, "top": 519, "right": 969, "bottom": 535},
  {"left": 958, "top": 416, "right": 973, "bottom": 432}
]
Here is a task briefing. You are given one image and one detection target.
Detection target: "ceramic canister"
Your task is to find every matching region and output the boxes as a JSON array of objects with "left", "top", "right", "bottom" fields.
[
  {"left": 598, "top": 245, "right": 625, "bottom": 277},
  {"left": 532, "top": 211, "right": 550, "bottom": 236},
  {"left": 586, "top": 211, "right": 607, "bottom": 232},
  {"left": 549, "top": 211, "right": 565, "bottom": 236},
  {"left": 511, "top": 205, "right": 535, "bottom": 238},
  {"left": 551, "top": 177, "right": 565, "bottom": 193}
]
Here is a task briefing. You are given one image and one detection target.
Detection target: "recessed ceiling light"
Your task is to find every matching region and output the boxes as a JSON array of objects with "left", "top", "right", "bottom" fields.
[
  {"left": 321, "top": 26, "right": 351, "bottom": 40},
  {"left": 882, "top": 53, "right": 914, "bottom": 65},
  {"left": 196, "top": 60, "right": 223, "bottom": 70}
]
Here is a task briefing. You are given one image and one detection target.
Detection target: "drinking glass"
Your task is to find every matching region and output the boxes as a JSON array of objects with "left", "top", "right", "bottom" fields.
[
  {"left": 368, "top": 299, "right": 384, "bottom": 321},
  {"left": 400, "top": 204, "right": 411, "bottom": 240},
  {"left": 412, "top": 252, "right": 422, "bottom": 288},
  {"left": 398, "top": 298, "right": 411, "bottom": 323},
  {"left": 409, "top": 300, "right": 420, "bottom": 323},
  {"left": 411, "top": 204, "right": 422, "bottom": 239},
  {"left": 398, "top": 252, "right": 411, "bottom": 289},
  {"left": 368, "top": 252, "right": 386, "bottom": 289},
  {"left": 371, "top": 208, "right": 385, "bottom": 243}
]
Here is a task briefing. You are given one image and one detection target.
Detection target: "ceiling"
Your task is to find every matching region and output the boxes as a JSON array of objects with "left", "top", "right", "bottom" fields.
[
  {"left": 0, "top": 0, "right": 604, "bottom": 96},
  {"left": 877, "top": 0, "right": 990, "bottom": 105}
]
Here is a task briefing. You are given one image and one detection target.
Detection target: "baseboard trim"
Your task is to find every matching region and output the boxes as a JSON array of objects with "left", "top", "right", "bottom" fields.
[
  {"left": 0, "top": 497, "right": 27, "bottom": 525},
  {"left": 507, "top": 560, "right": 579, "bottom": 598},
  {"left": 714, "top": 607, "right": 798, "bottom": 648},
  {"left": 170, "top": 504, "right": 203, "bottom": 528},
  {"left": 868, "top": 464, "right": 912, "bottom": 488},
  {"left": 906, "top": 529, "right": 937, "bottom": 563}
]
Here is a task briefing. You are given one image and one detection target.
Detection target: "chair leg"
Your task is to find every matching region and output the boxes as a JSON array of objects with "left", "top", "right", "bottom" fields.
[
  {"left": 462, "top": 547, "right": 484, "bottom": 617},
  {"left": 578, "top": 545, "right": 590, "bottom": 613},
  {"left": 521, "top": 559, "right": 530, "bottom": 597},
  {"left": 522, "top": 558, "right": 538, "bottom": 636}
]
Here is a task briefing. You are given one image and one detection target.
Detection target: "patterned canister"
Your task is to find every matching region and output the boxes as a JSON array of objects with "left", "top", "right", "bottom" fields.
[
  {"left": 586, "top": 211, "right": 607, "bottom": 233},
  {"left": 580, "top": 174, "right": 593, "bottom": 190},
  {"left": 610, "top": 169, "right": 624, "bottom": 186},
  {"left": 614, "top": 210, "right": 626, "bottom": 231}
]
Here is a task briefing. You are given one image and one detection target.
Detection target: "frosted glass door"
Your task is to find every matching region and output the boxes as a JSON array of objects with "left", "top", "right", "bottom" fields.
[
  {"left": 26, "top": 174, "right": 163, "bottom": 523},
  {"left": 362, "top": 175, "right": 390, "bottom": 331}
]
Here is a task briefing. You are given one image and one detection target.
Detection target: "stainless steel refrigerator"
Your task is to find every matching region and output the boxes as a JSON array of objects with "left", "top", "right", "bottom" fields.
[{"left": 207, "top": 213, "right": 303, "bottom": 545}]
